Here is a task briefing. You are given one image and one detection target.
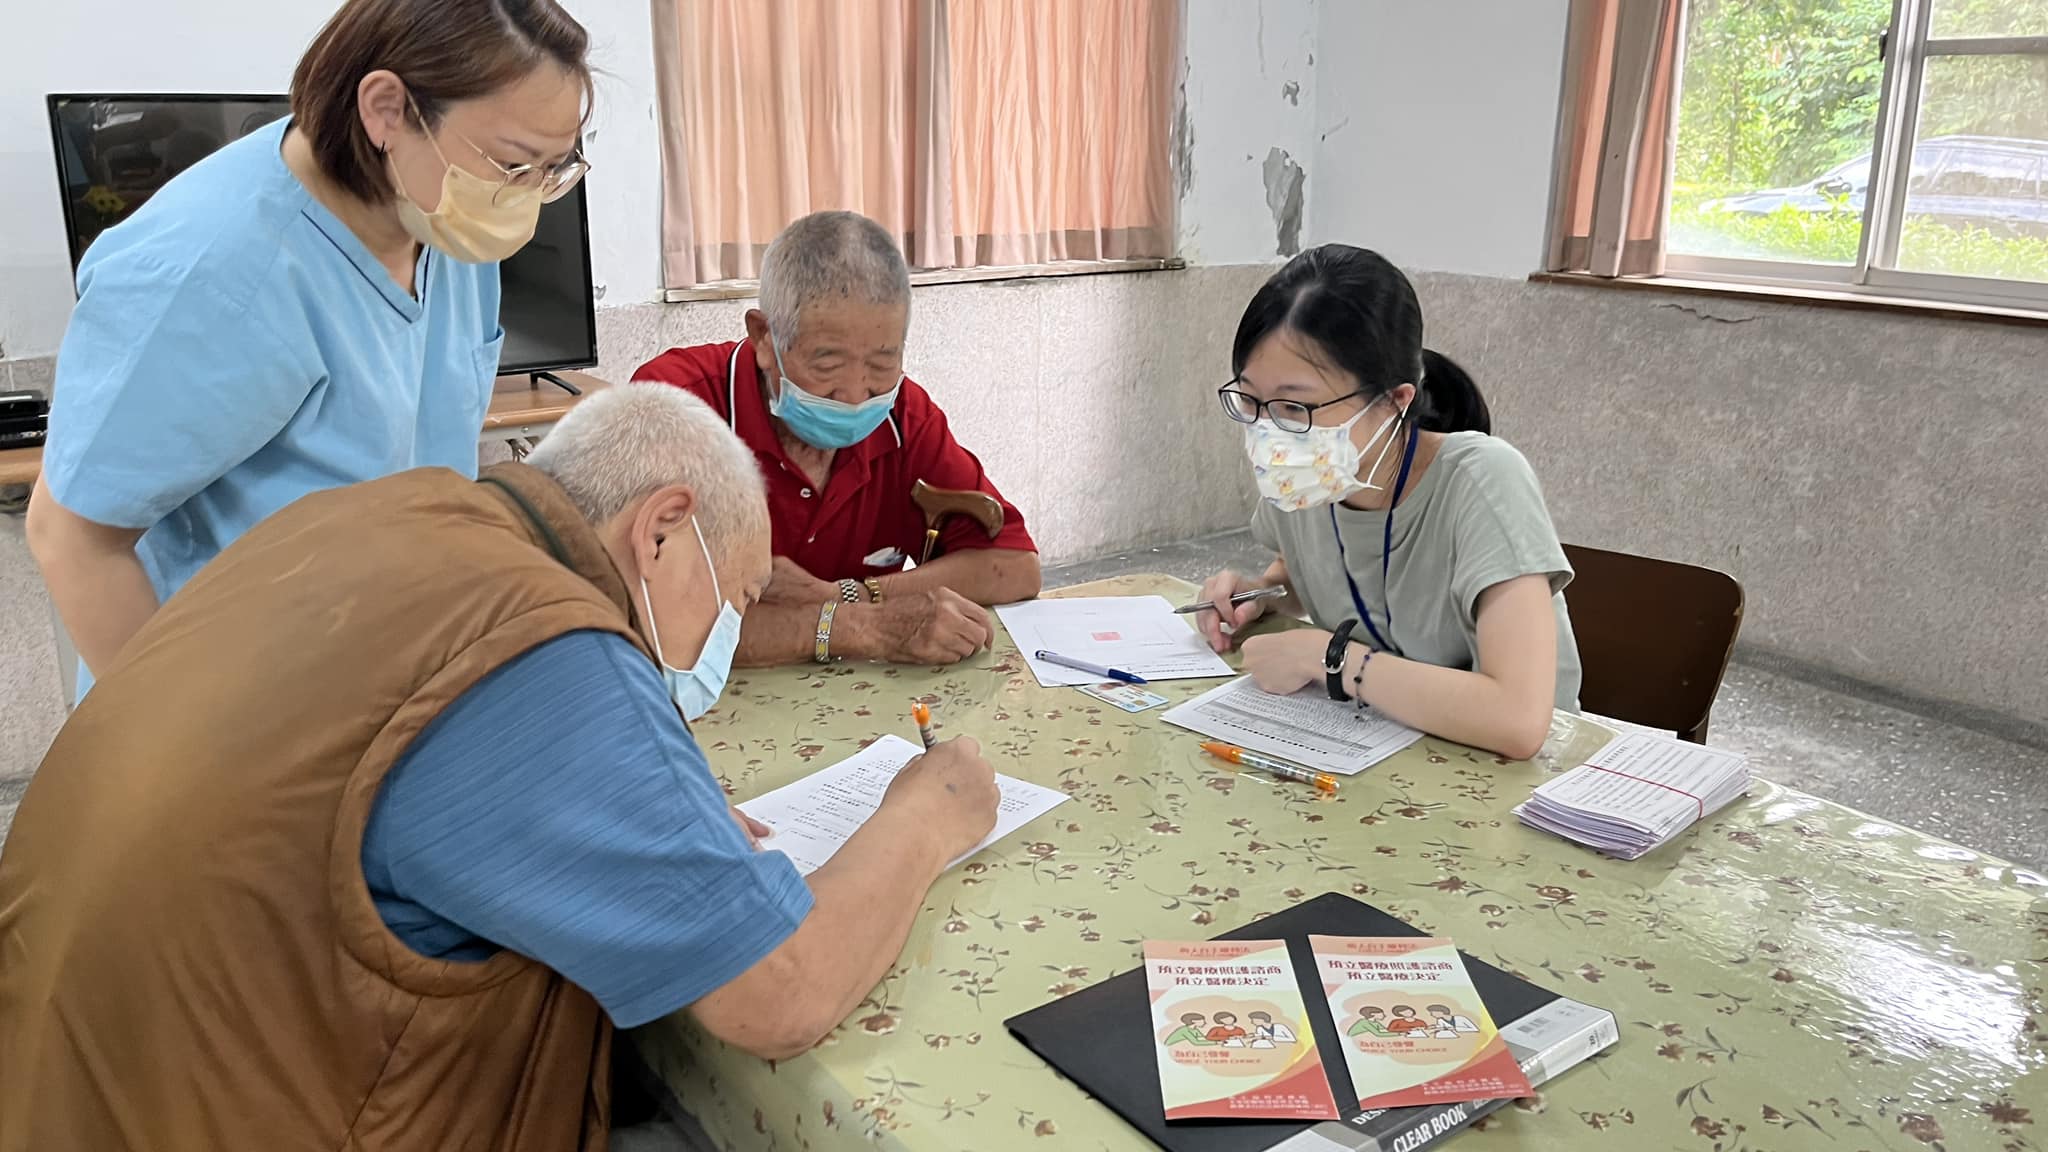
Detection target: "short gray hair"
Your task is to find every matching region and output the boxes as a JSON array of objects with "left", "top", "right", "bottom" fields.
[
  {"left": 759, "top": 210, "right": 912, "bottom": 351},
  {"left": 526, "top": 383, "right": 768, "bottom": 550}
]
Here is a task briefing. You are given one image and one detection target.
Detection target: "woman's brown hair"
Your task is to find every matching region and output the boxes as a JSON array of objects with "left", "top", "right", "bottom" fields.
[{"left": 290, "top": 0, "right": 591, "bottom": 203}]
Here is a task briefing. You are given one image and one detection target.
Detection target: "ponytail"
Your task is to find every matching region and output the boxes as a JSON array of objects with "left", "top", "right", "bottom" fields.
[{"left": 1415, "top": 349, "right": 1491, "bottom": 435}]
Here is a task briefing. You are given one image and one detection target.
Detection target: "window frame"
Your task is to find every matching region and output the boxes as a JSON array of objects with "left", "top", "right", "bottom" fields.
[{"left": 1663, "top": 0, "right": 2048, "bottom": 312}]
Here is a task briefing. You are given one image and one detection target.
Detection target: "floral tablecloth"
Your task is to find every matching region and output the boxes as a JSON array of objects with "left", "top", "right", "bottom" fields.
[{"left": 635, "top": 576, "right": 2048, "bottom": 1152}]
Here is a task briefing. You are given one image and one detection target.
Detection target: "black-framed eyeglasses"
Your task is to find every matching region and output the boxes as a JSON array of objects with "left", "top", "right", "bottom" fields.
[{"left": 1217, "top": 382, "right": 1368, "bottom": 433}]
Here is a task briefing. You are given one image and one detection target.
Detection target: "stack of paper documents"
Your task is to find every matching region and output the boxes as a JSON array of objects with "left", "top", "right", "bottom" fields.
[{"left": 1513, "top": 732, "right": 1750, "bottom": 859}]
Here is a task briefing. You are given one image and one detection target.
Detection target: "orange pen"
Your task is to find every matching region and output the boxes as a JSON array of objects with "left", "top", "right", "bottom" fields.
[
  {"left": 1201, "top": 741, "right": 1338, "bottom": 793},
  {"left": 912, "top": 702, "right": 938, "bottom": 750}
]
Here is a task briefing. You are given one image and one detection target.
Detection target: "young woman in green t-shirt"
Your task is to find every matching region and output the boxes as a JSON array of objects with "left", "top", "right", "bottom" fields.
[{"left": 1197, "top": 246, "right": 1581, "bottom": 761}]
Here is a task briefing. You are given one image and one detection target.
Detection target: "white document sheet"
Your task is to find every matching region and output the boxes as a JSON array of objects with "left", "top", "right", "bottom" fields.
[
  {"left": 737, "top": 734, "right": 1069, "bottom": 875},
  {"left": 1159, "top": 676, "right": 1424, "bottom": 776},
  {"left": 994, "top": 596, "right": 1236, "bottom": 687}
]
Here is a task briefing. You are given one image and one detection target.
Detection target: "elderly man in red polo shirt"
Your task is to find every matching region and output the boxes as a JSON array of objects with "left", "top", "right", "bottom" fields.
[{"left": 635, "top": 210, "right": 1040, "bottom": 667}]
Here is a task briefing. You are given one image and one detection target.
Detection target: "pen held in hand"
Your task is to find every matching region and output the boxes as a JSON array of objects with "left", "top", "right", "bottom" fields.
[
  {"left": 911, "top": 701, "right": 938, "bottom": 751},
  {"left": 1175, "top": 585, "right": 1289, "bottom": 615},
  {"left": 1034, "top": 649, "right": 1147, "bottom": 684}
]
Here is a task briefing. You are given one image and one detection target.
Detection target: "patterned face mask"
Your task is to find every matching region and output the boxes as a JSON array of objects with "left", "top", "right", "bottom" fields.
[{"left": 1242, "top": 402, "right": 1403, "bottom": 512}]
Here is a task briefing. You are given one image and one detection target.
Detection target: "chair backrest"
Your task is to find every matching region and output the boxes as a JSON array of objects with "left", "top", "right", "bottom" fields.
[{"left": 1560, "top": 543, "right": 1745, "bottom": 744}]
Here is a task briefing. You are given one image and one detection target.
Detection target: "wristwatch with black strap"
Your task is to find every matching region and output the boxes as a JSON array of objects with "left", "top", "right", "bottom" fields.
[{"left": 1325, "top": 619, "right": 1360, "bottom": 702}]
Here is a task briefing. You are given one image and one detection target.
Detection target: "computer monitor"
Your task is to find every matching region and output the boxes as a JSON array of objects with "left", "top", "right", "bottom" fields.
[{"left": 46, "top": 92, "right": 597, "bottom": 377}]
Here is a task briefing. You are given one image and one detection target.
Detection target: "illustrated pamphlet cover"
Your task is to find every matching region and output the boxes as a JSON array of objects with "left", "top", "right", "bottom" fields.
[
  {"left": 1311, "top": 935, "right": 1534, "bottom": 1111},
  {"left": 1144, "top": 940, "right": 1341, "bottom": 1121}
]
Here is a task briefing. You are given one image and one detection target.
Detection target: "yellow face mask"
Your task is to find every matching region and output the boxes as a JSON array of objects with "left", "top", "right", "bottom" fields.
[{"left": 390, "top": 118, "right": 542, "bottom": 264}]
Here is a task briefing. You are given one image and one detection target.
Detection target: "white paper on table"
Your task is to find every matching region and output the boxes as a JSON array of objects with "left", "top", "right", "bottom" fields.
[
  {"left": 1158, "top": 676, "right": 1423, "bottom": 776},
  {"left": 736, "top": 734, "right": 1068, "bottom": 875},
  {"left": 994, "top": 596, "right": 1236, "bottom": 687}
]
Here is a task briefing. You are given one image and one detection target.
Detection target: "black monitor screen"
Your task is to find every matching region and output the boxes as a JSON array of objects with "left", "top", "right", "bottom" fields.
[{"left": 47, "top": 93, "right": 596, "bottom": 376}]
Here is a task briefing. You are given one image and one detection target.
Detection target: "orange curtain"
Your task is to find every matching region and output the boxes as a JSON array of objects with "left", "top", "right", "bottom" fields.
[
  {"left": 653, "top": 0, "right": 929, "bottom": 286},
  {"left": 1547, "top": 0, "right": 1685, "bottom": 277},
  {"left": 653, "top": 0, "right": 1178, "bottom": 289},
  {"left": 945, "top": 0, "right": 1179, "bottom": 266}
]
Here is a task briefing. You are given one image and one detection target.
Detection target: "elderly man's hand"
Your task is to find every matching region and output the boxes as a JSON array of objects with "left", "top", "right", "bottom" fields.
[
  {"left": 876, "top": 588, "right": 993, "bottom": 665},
  {"left": 762, "top": 556, "right": 840, "bottom": 605},
  {"left": 881, "top": 736, "right": 999, "bottom": 867},
  {"left": 728, "top": 806, "right": 772, "bottom": 849}
]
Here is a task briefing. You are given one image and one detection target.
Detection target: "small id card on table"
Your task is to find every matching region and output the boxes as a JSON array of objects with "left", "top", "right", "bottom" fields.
[{"left": 1078, "top": 682, "right": 1171, "bottom": 713}]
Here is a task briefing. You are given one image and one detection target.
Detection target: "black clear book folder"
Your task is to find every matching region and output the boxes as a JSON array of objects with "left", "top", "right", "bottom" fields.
[{"left": 1004, "top": 893, "right": 1605, "bottom": 1152}]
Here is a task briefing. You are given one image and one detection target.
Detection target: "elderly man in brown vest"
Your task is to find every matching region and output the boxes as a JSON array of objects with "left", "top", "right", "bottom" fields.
[{"left": 0, "top": 383, "right": 1000, "bottom": 1152}]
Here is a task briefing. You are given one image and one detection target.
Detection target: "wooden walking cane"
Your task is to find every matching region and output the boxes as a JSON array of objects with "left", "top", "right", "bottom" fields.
[{"left": 911, "top": 479, "right": 1005, "bottom": 564}]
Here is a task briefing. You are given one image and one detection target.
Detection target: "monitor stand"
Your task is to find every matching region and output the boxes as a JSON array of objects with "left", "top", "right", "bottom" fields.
[
  {"left": 524, "top": 377, "right": 581, "bottom": 399},
  {"left": 527, "top": 370, "right": 582, "bottom": 396}
]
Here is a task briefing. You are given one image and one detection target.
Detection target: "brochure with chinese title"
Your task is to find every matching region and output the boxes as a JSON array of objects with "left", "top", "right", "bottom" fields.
[
  {"left": 1311, "top": 935, "right": 1534, "bottom": 1111},
  {"left": 1144, "top": 940, "right": 1341, "bottom": 1121}
]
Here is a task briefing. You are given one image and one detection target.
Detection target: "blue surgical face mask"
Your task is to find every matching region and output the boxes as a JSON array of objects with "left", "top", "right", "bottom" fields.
[
  {"left": 768, "top": 339, "right": 901, "bottom": 449},
  {"left": 640, "top": 517, "right": 742, "bottom": 722}
]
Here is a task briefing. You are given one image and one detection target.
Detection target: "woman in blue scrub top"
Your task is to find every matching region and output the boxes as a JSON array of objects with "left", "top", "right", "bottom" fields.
[{"left": 26, "top": 0, "right": 592, "bottom": 693}]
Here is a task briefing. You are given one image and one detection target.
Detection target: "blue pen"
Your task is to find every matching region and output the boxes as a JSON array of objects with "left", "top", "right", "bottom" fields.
[{"left": 1035, "top": 649, "right": 1148, "bottom": 685}]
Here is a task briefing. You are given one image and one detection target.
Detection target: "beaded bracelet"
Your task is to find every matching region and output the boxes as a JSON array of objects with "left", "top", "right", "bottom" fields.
[{"left": 1349, "top": 644, "right": 1374, "bottom": 709}]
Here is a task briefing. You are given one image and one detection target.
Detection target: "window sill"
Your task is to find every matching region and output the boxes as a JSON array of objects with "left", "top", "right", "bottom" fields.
[
  {"left": 1528, "top": 270, "right": 2048, "bottom": 330},
  {"left": 663, "top": 257, "right": 1185, "bottom": 304}
]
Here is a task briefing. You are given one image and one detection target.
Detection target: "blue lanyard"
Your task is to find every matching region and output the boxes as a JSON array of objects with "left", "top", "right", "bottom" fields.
[{"left": 1331, "top": 422, "right": 1420, "bottom": 655}]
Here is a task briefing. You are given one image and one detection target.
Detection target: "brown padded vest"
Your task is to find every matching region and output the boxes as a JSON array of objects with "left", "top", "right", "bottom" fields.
[{"left": 0, "top": 462, "right": 656, "bottom": 1152}]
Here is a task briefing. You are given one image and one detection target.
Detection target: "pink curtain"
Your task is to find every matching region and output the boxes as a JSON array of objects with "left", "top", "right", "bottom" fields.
[
  {"left": 653, "top": 0, "right": 1177, "bottom": 288},
  {"left": 653, "top": 0, "right": 928, "bottom": 287},
  {"left": 945, "top": 0, "right": 1179, "bottom": 266},
  {"left": 1547, "top": 0, "right": 1685, "bottom": 278}
]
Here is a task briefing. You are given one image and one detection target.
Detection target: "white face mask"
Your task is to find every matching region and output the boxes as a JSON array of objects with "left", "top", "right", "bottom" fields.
[
  {"left": 1243, "top": 402, "right": 1405, "bottom": 512},
  {"left": 639, "top": 517, "right": 741, "bottom": 722}
]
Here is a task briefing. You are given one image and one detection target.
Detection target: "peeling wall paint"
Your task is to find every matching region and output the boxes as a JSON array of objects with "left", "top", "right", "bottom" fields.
[
  {"left": 1262, "top": 148, "right": 1306, "bottom": 256},
  {"left": 1170, "top": 79, "right": 1196, "bottom": 203},
  {"left": 1178, "top": 0, "right": 1321, "bottom": 265}
]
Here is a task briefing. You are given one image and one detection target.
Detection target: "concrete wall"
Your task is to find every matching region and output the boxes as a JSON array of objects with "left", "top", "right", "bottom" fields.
[{"left": 1414, "top": 273, "right": 2048, "bottom": 736}]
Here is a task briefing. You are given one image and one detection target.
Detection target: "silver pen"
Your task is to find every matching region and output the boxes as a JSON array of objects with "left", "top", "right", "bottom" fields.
[{"left": 1175, "top": 585, "right": 1289, "bottom": 615}]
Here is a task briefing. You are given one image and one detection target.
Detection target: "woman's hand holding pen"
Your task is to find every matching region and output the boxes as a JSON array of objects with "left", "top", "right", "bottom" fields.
[{"left": 1196, "top": 569, "right": 1276, "bottom": 652}]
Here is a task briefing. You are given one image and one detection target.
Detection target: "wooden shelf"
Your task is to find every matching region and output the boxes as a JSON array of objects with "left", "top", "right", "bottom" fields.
[
  {"left": 484, "top": 369, "right": 609, "bottom": 432},
  {"left": 0, "top": 370, "right": 610, "bottom": 490},
  {"left": 0, "top": 444, "right": 41, "bottom": 487}
]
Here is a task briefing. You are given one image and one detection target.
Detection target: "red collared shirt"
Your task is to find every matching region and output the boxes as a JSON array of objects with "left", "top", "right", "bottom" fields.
[{"left": 632, "top": 341, "right": 1035, "bottom": 580}]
